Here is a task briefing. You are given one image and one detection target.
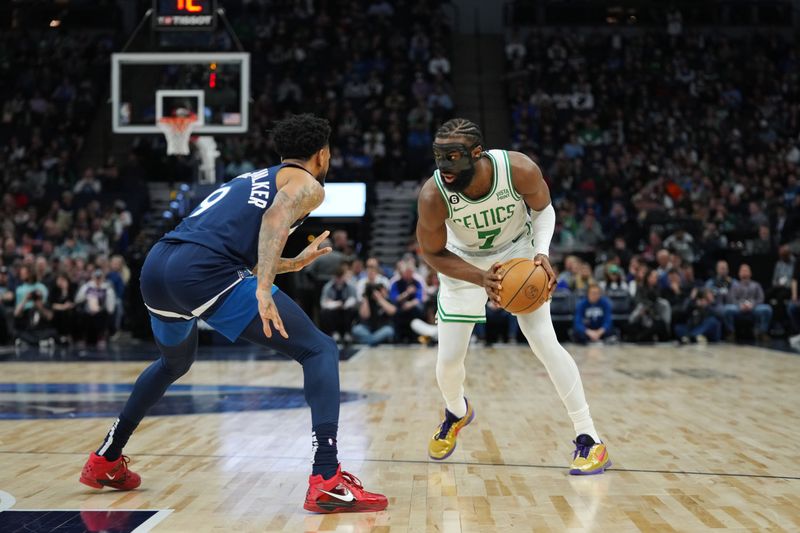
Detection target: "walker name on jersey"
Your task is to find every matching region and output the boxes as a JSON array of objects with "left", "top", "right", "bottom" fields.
[
  {"left": 452, "top": 203, "right": 517, "bottom": 230},
  {"left": 244, "top": 168, "right": 271, "bottom": 208}
]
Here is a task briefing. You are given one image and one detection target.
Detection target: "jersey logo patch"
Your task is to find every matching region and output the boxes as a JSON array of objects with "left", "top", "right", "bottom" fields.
[
  {"left": 496, "top": 189, "right": 510, "bottom": 200},
  {"left": 449, "top": 194, "right": 460, "bottom": 205}
]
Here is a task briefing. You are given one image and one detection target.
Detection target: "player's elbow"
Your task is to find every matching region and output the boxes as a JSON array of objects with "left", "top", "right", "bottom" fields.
[{"left": 420, "top": 245, "right": 446, "bottom": 263}]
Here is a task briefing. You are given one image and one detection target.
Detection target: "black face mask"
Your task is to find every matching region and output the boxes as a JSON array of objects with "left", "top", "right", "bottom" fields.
[{"left": 433, "top": 142, "right": 480, "bottom": 192}]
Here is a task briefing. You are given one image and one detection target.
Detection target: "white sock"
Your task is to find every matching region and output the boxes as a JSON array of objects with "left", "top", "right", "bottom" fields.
[
  {"left": 568, "top": 405, "right": 599, "bottom": 442},
  {"left": 517, "top": 302, "right": 600, "bottom": 442},
  {"left": 435, "top": 321, "right": 474, "bottom": 418}
]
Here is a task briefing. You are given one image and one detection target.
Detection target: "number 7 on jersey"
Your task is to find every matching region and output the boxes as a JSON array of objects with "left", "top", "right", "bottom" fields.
[{"left": 477, "top": 228, "right": 501, "bottom": 250}]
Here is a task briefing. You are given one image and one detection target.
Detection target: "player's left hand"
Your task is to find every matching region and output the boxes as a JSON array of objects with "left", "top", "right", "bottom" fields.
[
  {"left": 533, "top": 253, "right": 556, "bottom": 298},
  {"left": 292, "top": 230, "right": 333, "bottom": 271},
  {"left": 256, "top": 287, "right": 288, "bottom": 339}
]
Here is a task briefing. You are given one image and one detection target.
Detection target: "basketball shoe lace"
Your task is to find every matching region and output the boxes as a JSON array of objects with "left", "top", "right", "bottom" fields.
[
  {"left": 114, "top": 455, "right": 131, "bottom": 481},
  {"left": 435, "top": 418, "right": 455, "bottom": 440},
  {"left": 340, "top": 470, "right": 363, "bottom": 490},
  {"left": 572, "top": 439, "right": 593, "bottom": 460}
]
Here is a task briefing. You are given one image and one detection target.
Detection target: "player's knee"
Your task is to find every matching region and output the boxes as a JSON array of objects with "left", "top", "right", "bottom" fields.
[
  {"left": 436, "top": 360, "right": 464, "bottom": 382},
  {"left": 298, "top": 331, "right": 339, "bottom": 366},
  {"left": 159, "top": 349, "right": 196, "bottom": 378},
  {"left": 317, "top": 333, "right": 339, "bottom": 364}
]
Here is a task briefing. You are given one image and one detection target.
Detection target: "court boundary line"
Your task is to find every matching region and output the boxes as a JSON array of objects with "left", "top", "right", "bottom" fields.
[
  {"left": 1, "top": 450, "right": 798, "bottom": 481},
  {"left": 133, "top": 509, "right": 173, "bottom": 532},
  {"left": 0, "top": 490, "right": 15, "bottom": 511}
]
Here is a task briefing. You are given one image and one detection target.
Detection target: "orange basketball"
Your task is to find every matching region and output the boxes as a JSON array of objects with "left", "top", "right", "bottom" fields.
[{"left": 496, "top": 258, "right": 550, "bottom": 314}]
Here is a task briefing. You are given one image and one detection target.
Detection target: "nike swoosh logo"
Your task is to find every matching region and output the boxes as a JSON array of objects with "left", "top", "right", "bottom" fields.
[
  {"left": 319, "top": 488, "right": 355, "bottom": 502},
  {"left": 453, "top": 206, "right": 468, "bottom": 212},
  {"left": 105, "top": 473, "right": 116, "bottom": 480}
]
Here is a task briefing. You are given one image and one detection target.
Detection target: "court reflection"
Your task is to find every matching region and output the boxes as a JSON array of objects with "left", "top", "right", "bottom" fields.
[{"left": 0, "top": 382, "right": 371, "bottom": 419}]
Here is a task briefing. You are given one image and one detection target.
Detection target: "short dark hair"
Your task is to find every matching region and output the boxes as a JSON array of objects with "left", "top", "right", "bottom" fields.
[
  {"left": 435, "top": 118, "right": 484, "bottom": 146},
  {"left": 335, "top": 263, "right": 348, "bottom": 278},
  {"left": 272, "top": 114, "right": 331, "bottom": 160}
]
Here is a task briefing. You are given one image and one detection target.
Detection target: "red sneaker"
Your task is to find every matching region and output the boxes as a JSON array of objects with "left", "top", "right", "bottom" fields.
[
  {"left": 79, "top": 453, "right": 141, "bottom": 491},
  {"left": 304, "top": 465, "right": 388, "bottom": 513}
]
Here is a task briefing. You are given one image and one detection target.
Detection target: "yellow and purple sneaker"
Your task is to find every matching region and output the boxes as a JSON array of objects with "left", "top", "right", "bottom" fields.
[
  {"left": 428, "top": 399, "right": 475, "bottom": 460},
  {"left": 569, "top": 434, "right": 611, "bottom": 475}
]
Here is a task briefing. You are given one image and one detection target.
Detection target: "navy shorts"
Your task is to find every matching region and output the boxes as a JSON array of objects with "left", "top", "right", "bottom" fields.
[{"left": 140, "top": 241, "right": 277, "bottom": 344}]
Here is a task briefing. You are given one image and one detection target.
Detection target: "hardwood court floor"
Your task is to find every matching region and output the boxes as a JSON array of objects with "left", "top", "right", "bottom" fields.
[{"left": 1, "top": 342, "right": 799, "bottom": 532}]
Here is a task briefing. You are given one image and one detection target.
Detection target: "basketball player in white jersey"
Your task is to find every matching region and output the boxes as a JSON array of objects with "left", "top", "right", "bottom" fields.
[{"left": 416, "top": 118, "right": 611, "bottom": 474}]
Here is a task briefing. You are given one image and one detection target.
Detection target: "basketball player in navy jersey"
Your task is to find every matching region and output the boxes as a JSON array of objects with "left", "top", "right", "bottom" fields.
[{"left": 79, "top": 114, "right": 387, "bottom": 513}]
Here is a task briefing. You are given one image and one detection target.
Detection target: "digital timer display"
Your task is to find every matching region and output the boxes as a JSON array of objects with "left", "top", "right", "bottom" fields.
[{"left": 153, "top": 0, "right": 217, "bottom": 30}]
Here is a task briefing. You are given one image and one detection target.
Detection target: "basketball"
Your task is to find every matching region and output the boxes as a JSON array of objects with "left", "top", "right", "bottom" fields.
[{"left": 497, "top": 258, "right": 550, "bottom": 314}]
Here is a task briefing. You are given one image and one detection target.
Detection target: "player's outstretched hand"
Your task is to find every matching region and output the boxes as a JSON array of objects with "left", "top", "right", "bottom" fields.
[
  {"left": 256, "top": 287, "right": 288, "bottom": 339},
  {"left": 533, "top": 253, "right": 556, "bottom": 297},
  {"left": 292, "top": 230, "right": 333, "bottom": 272},
  {"left": 482, "top": 263, "right": 503, "bottom": 304}
]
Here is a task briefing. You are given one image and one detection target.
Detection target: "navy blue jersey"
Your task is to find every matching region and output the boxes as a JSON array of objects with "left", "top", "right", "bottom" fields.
[{"left": 161, "top": 163, "right": 308, "bottom": 268}]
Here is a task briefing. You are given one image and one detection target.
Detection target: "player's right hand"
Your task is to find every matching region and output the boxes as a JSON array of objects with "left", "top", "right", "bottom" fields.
[
  {"left": 292, "top": 230, "right": 333, "bottom": 272},
  {"left": 256, "top": 287, "right": 288, "bottom": 339},
  {"left": 482, "top": 263, "right": 503, "bottom": 304}
]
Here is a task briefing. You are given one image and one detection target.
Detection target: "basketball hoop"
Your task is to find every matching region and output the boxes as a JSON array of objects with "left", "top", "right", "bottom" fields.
[{"left": 157, "top": 114, "right": 198, "bottom": 155}]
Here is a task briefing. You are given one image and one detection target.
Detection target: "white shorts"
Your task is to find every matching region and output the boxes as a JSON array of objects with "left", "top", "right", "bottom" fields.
[{"left": 436, "top": 237, "right": 535, "bottom": 323}]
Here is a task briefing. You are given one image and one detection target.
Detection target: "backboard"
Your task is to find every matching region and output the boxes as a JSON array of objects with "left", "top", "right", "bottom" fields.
[{"left": 111, "top": 52, "right": 249, "bottom": 134}]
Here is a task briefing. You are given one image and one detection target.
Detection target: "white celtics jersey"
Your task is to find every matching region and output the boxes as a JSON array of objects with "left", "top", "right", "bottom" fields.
[{"left": 432, "top": 149, "right": 531, "bottom": 255}]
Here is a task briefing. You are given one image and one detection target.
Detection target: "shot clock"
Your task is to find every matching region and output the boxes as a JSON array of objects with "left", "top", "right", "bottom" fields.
[{"left": 152, "top": 0, "right": 218, "bottom": 30}]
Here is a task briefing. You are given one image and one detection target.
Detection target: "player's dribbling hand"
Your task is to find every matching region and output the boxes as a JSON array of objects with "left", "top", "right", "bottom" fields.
[
  {"left": 533, "top": 254, "right": 556, "bottom": 298},
  {"left": 256, "top": 287, "right": 288, "bottom": 339},
  {"left": 482, "top": 263, "right": 503, "bottom": 304},
  {"left": 292, "top": 230, "right": 333, "bottom": 271}
]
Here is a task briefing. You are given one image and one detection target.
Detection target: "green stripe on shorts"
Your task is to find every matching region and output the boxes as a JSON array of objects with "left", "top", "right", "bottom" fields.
[{"left": 437, "top": 293, "right": 485, "bottom": 323}]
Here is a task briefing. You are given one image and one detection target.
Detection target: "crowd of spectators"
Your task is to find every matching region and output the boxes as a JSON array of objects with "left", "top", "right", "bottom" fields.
[
  {"left": 305, "top": 235, "right": 799, "bottom": 348},
  {"left": 0, "top": 0, "right": 456, "bottom": 350},
  {"left": 310, "top": 246, "right": 434, "bottom": 347},
  {"left": 499, "top": 27, "right": 800, "bottom": 347},
  {"left": 5, "top": 7, "right": 800, "bottom": 352},
  {"left": 0, "top": 248, "right": 132, "bottom": 350},
  {"left": 294, "top": 26, "right": 800, "bottom": 350},
  {"left": 0, "top": 30, "right": 115, "bottom": 200},
  {"left": 0, "top": 27, "right": 149, "bottom": 350},
  {"left": 563, "top": 253, "right": 800, "bottom": 345},
  {"left": 505, "top": 30, "right": 800, "bottom": 259},
  {"left": 212, "top": 0, "right": 455, "bottom": 183}
]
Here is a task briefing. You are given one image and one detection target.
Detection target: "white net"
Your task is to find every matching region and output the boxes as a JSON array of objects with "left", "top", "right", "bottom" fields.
[{"left": 157, "top": 115, "right": 198, "bottom": 155}]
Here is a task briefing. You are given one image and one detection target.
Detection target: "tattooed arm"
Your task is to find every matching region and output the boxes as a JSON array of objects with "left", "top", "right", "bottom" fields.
[
  {"left": 276, "top": 258, "right": 299, "bottom": 274},
  {"left": 251, "top": 260, "right": 296, "bottom": 275},
  {"left": 255, "top": 170, "right": 325, "bottom": 338}
]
